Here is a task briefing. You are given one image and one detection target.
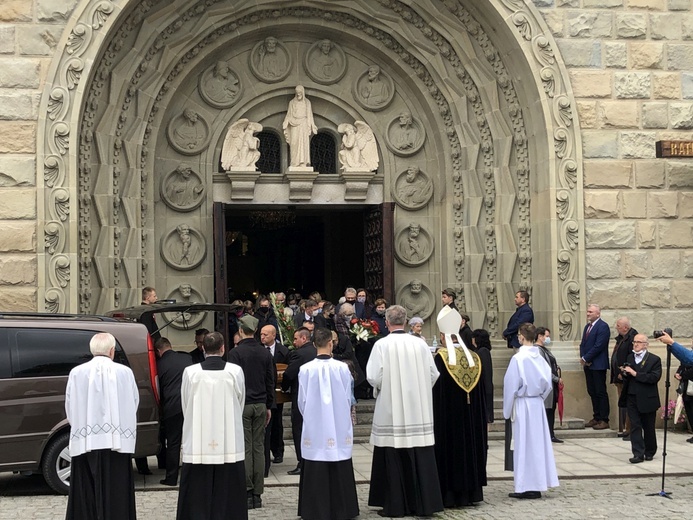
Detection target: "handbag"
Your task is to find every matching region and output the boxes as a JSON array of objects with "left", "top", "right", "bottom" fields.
[
  {"left": 687, "top": 380, "right": 693, "bottom": 397},
  {"left": 675, "top": 395, "right": 685, "bottom": 424}
]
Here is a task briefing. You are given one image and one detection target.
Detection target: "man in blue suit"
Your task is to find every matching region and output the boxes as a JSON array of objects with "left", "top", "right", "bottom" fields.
[
  {"left": 579, "top": 304, "right": 611, "bottom": 430},
  {"left": 502, "top": 290, "right": 534, "bottom": 350}
]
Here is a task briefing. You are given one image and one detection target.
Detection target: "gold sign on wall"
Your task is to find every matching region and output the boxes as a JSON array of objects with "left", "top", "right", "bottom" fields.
[{"left": 656, "top": 141, "right": 693, "bottom": 158}]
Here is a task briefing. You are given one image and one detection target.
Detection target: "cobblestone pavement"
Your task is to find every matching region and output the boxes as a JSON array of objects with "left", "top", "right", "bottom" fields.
[{"left": 1, "top": 477, "right": 693, "bottom": 519}]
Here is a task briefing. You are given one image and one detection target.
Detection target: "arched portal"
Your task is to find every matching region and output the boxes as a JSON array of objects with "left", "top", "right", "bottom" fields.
[{"left": 37, "top": 0, "right": 586, "bottom": 343}]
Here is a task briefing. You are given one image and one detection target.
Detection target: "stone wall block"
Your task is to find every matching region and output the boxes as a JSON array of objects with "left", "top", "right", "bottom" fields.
[
  {"left": 568, "top": 12, "right": 613, "bottom": 38},
  {"left": 670, "top": 102, "right": 693, "bottom": 129},
  {"left": 615, "top": 72, "right": 651, "bottom": 99},
  {"left": 37, "top": 0, "right": 79, "bottom": 22},
  {"left": 654, "top": 311, "right": 693, "bottom": 337},
  {"left": 542, "top": 10, "right": 564, "bottom": 37},
  {"left": 584, "top": 160, "right": 632, "bottom": 188},
  {"left": 587, "top": 281, "right": 639, "bottom": 309},
  {"left": 0, "top": 155, "right": 35, "bottom": 186},
  {"left": 616, "top": 14, "right": 648, "bottom": 38},
  {"left": 647, "top": 192, "right": 678, "bottom": 218},
  {"left": 667, "top": 161, "right": 693, "bottom": 188},
  {"left": 650, "top": 14, "right": 683, "bottom": 40},
  {"left": 586, "top": 251, "right": 622, "bottom": 279},
  {"left": 577, "top": 101, "right": 598, "bottom": 128},
  {"left": 17, "top": 26, "right": 63, "bottom": 56},
  {"left": 557, "top": 40, "right": 601, "bottom": 67},
  {"left": 641, "top": 281, "right": 672, "bottom": 308},
  {"left": 584, "top": 0, "right": 623, "bottom": 6},
  {"left": 586, "top": 221, "right": 636, "bottom": 248},
  {"left": 669, "top": 0, "right": 691, "bottom": 11},
  {"left": 683, "top": 251, "right": 693, "bottom": 277},
  {"left": 0, "top": 256, "right": 36, "bottom": 285},
  {"left": 584, "top": 191, "right": 621, "bottom": 218},
  {"left": 637, "top": 221, "right": 657, "bottom": 248},
  {"left": 683, "top": 14, "right": 693, "bottom": 40},
  {"left": 0, "top": 221, "right": 35, "bottom": 252},
  {"left": 667, "top": 44, "right": 693, "bottom": 70},
  {"left": 604, "top": 42, "right": 627, "bottom": 68},
  {"left": 684, "top": 73, "right": 693, "bottom": 99},
  {"left": 557, "top": 0, "right": 579, "bottom": 7},
  {"left": 0, "top": 92, "right": 36, "bottom": 121},
  {"left": 641, "top": 102, "right": 669, "bottom": 128},
  {"left": 0, "top": 122, "right": 35, "bottom": 153},
  {"left": 634, "top": 161, "right": 665, "bottom": 188},
  {"left": 679, "top": 192, "right": 693, "bottom": 218},
  {"left": 570, "top": 71, "right": 612, "bottom": 98},
  {"left": 622, "top": 191, "right": 648, "bottom": 218},
  {"left": 0, "top": 26, "right": 14, "bottom": 55},
  {"left": 0, "top": 58, "right": 40, "bottom": 89},
  {"left": 0, "top": 1, "right": 32, "bottom": 22},
  {"left": 0, "top": 188, "right": 36, "bottom": 219},
  {"left": 583, "top": 131, "right": 619, "bottom": 158},
  {"left": 672, "top": 280, "right": 693, "bottom": 307},
  {"left": 599, "top": 101, "right": 639, "bottom": 128},
  {"left": 650, "top": 250, "right": 683, "bottom": 278},
  {"left": 630, "top": 0, "right": 668, "bottom": 7},
  {"left": 0, "top": 287, "right": 36, "bottom": 311},
  {"left": 621, "top": 132, "right": 656, "bottom": 159},
  {"left": 629, "top": 42, "right": 664, "bottom": 69},
  {"left": 624, "top": 251, "right": 650, "bottom": 278},
  {"left": 653, "top": 73, "right": 682, "bottom": 99},
  {"left": 659, "top": 221, "right": 693, "bottom": 248}
]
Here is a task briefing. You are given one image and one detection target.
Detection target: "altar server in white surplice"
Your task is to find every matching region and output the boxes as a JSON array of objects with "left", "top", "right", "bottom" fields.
[
  {"left": 65, "top": 332, "right": 139, "bottom": 520},
  {"left": 177, "top": 332, "right": 248, "bottom": 520},
  {"left": 296, "top": 327, "right": 359, "bottom": 520},
  {"left": 503, "top": 322, "right": 559, "bottom": 500},
  {"left": 366, "top": 305, "right": 443, "bottom": 518}
]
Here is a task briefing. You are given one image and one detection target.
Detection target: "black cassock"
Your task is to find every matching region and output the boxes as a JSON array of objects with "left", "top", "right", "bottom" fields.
[{"left": 432, "top": 349, "right": 488, "bottom": 507}]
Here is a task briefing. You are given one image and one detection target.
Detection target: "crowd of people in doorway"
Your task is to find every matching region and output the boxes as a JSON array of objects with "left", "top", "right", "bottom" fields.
[{"left": 62, "top": 285, "right": 689, "bottom": 519}]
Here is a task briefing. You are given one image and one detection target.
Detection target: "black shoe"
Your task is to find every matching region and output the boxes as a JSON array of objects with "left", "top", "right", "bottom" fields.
[
  {"left": 617, "top": 431, "right": 629, "bottom": 438},
  {"left": 508, "top": 491, "right": 541, "bottom": 499},
  {"left": 629, "top": 456, "right": 644, "bottom": 464},
  {"left": 687, "top": 436, "right": 693, "bottom": 444},
  {"left": 622, "top": 435, "right": 630, "bottom": 441},
  {"left": 247, "top": 491, "right": 254, "bottom": 510},
  {"left": 159, "top": 479, "right": 177, "bottom": 486},
  {"left": 645, "top": 455, "right": 654, "bottom": 461},
  {"left": 551, "top": 437, "right": 564, "bottom": 443},
  {"left": 287, "top": 466, "right": 301, "bottom": 475},
  {"left": 137, "top": 468, "right": 153, "bottom": 475},
  {"left": 273, "top": 456, "right": 283, "bottom": 464},
  {"left": 253, "top": 495, "right": 262, "bottom": 509}
]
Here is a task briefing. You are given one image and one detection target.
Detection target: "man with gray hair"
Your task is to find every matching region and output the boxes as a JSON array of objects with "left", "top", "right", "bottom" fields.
[
  {"left": 65, "top": 332, "right": 139, "bottom": 520},
  {"left": 579, "top": 304, "right": 611, "bottom": 430},
  {"left": 366, "top": 305, "right": 443, "bottom": 517}
]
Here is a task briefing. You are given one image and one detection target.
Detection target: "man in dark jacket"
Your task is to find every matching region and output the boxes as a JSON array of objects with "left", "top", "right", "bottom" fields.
[
  {"left": 579, "top": 304, "right": 611, "bottom": 430},
  {"left": 228, "top": 315, "right": 275, "bottom": 509},
  {"left": 155, "top": 337, "right": 193, "bottom": 485},
  {"left": 502, "top": 290, "right": 534, "bottom": 350},
  {"left": 619, "top": 334, "right": 662, "bottom": 463},
  {"left": 281, "top": 327, "right": 317, "bottom": 475},
  {"left": 610, "top": 317, "right": 638, "bottom": 438},
  {"left": 188, "top": 328, "right": 209, "bottom": 364},
  {"left": 260, "top": 325, "right": 289, "bottom": 468}
]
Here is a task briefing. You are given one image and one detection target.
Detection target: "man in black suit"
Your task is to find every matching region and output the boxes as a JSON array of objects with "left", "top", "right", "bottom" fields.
[
  {"left": 619, "top": 333, "right": 662, "bottom": 464},
  {"left": 188, "top": 328, "right": 209, "bottom": 364},
  {"left": 155, "top": 337, "right": 193, "bottom": 485},
  {"left": 502, "top": 290, "right": 534, "bottom": 350},
  {"left": 260, "top": 325, "right": 289, "bottom": 468},
  {"left": 293, "top": 299, "right": 319, "bottom": 329},
  {"left": 281, "top": 327, "right": 317, "bottom": 475},
  {"left": 579, "top": 304, "right": 612, "bottom": 430},
  {"left": 610, "top": 317, "right": 638, "bottom": 438}
]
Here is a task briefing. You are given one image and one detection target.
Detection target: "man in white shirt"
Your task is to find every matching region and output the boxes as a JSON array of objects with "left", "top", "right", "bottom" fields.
[
  {"left": 366, "top": 305, "right": 443, "bottom": 517},
  {"left": 65, "top": 332, "right": 139, "bottom": 520},
  {"left": 296, "top": 327, "right": 359, "bottom": 519},
  {"left": 176, "top": 332, "right": 247, "bottom": 520}
]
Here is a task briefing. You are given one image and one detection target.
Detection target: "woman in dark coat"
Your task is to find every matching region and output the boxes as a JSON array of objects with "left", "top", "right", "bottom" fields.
[{"left": 471, "top": 329, "right": 494, "bottom": 424}]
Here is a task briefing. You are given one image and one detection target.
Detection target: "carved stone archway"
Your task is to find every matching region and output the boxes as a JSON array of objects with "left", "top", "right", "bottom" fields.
[{"left": 37, "top": 0, "right": 585, "bottom": 340}]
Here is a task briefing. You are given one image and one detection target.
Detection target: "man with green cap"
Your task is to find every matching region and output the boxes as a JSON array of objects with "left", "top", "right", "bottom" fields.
[{"left": 228, "top": 314, "right": 275, "bottom": 509}]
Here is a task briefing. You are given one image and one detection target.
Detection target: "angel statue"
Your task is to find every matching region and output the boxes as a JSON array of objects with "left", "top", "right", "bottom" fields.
[
  {"left": 337, "top": 120, "right": 378, "bottom": 172},
  {"left": 221, "top": 119, "right": 263, "bottom": 171}
]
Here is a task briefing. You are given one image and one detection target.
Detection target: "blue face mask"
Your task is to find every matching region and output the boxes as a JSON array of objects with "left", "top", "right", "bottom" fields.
[{"left": 544, "top": 337, "right": 551, "bottom": 346}]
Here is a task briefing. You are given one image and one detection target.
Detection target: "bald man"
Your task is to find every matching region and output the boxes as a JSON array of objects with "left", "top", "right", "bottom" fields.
[{"left": 260, "top": 325, "right": 289, "bottom": 467}]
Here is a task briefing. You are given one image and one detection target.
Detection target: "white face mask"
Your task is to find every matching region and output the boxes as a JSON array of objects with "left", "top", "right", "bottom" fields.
[
  {"left": 312, "top": 310, "right": 319, "bottom": 317},
  {"left": 357, "top": 296, "right": 366, "bottom": 303},
  {"left": 544, "top": 337, "right": 551, "bottom": 346}
]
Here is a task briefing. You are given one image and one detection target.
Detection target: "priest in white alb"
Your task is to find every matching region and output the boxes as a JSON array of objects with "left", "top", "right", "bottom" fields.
[
  {"left": 503, "top": 322, "right": 559, "bottom": 499},
  {"left": 177, "top": 331, "right": 247, "bottom": 520},
  {"left": 296, "top": 327, "right": 359, "bottom": 520},
  {"left": 366, "top": 305, "right": 443, "bottom": 518},
  {"left": 65, "top": 332, "right": 139, "bottom": 520}
]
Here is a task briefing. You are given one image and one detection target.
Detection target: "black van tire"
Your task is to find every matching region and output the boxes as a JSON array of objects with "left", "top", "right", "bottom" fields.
[{"left": 42, "top": 431, "right": 70, "bottom": 495}]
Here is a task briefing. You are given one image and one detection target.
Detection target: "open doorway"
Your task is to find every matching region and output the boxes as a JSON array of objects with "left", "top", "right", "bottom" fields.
[{"left": 221, "top": 205, "right": 369, "bottom": 303}]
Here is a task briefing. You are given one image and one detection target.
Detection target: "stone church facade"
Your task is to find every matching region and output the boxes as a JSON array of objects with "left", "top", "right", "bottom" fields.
[{"left": 0, "top": 0, "right": 692, "bottom": 354}]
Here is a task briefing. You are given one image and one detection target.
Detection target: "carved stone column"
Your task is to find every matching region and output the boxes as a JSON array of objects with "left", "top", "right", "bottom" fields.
[
  {"left": 340, "top": 171, "right": 376, "bottom": 201},
  {"left": 226, "top": 170, "right": 261, "bottom": 200},
  {"left": 285, "top": 169, "right": 319, "bottom": 201}
]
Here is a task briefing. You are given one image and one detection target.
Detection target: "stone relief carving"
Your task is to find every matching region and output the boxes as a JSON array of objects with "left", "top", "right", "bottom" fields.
[
  {"left": 337, "top": 121, "right": 378, "bottom": 172},
  {"left": 166, "top": 108, "right": 211, "bottom": 155},
  {"left": 198, "top": 60, "right": 241, "bottom": 109},
  {"left": 395, "top": 223, "right": 434, "bottom": 267},
  {"left": 385, "top": 111, "right": 425, "bottom": 156},
  {"left": 161, "top": 224, "right": 207, "bottom": 271},
  {"left": 250, "top": 36, "right": 291, "bottom": 83},
  {"left": 392, "top": 166, "right": 433, "bottom": 210},
  {"left": 160, "top": 164, "right": 205, "bottom": 212},
  {"left": 283, "top": 86, "right": 317, "bottom": 169},
  {"left": 304, "top": 39, "right": 347, "bottom": 85},
  {"left": 221, "top": 119, "right": 263, "bottom": 171},
  {"left": 162, "top": 283, "right": 207, "bottom": 330},
  {"left": 397, "top": 279, "right": 434, "bottom": 320},
  {"left": 353, "top": 65, "right": 394, "bottom": 111}
]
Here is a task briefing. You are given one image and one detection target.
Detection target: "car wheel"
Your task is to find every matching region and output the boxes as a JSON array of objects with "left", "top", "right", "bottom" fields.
[{"left": 42, "top": 431, "right": 70, "bottom": 495}]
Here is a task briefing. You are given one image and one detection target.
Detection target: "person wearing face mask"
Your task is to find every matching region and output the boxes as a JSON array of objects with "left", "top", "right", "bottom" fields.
[
  {"left": 293, "top": 298, "right": 319, "bottom": 329},
  {"left": 356, "top": 288, "right": 373, "bottom": 318},
  {"left": 337, "top": 287, "right": 366, "bottom": 319},
  {"left": 228, "top": 299, "right": 245, "bottom": 341},
  {"left": 536, "top": 327, "right": 563, "bottom": 443},
  {"left": 253, "top": 296, "right": 278, "bottom": 340},
  {"left": 371, "top": 298, "right": 389, "bottom": 337}
]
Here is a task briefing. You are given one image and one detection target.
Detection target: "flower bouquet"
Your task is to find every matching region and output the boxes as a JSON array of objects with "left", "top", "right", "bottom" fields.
[
  {"left": 269, "top": 292, "right": 296, "bottom": 348},
  {"left": 349, "top": 318, "right": 380, "bottom": 342}
]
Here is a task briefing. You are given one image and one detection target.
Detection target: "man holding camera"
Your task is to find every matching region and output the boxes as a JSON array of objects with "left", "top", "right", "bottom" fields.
[{"left": 619, "top": 333, "right": 662, "bottom": 464}]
